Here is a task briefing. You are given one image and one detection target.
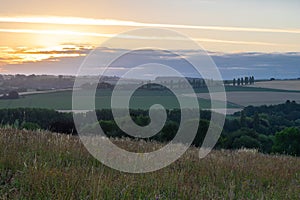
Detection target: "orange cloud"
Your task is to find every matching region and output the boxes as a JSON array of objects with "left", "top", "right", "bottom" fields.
[{"left": 0, "top": 45, "right": 91, "bottom": 64}]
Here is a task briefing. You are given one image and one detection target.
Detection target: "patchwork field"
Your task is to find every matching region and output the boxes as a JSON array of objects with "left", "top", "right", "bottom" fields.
[
  {"left": 196, "top": 91, "right": 300, "bottom": 107},
  {"left": 1, "top": 85, "right": 299, "bottom": 111},
  {"left": 247, "top": 80, "right": 300, "bottom": 91}
]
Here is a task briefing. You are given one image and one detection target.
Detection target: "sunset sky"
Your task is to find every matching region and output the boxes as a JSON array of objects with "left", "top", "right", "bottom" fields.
[{"left": 0, "top": 0, "right": 299, "bottom": 77}]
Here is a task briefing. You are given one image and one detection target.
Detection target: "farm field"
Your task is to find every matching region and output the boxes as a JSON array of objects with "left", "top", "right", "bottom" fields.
[
  {"left": 0, "top": 89, "right": 241, "bottom": 110},
  {"left": 196, "top": 91, "right": 300, "bottom": 107},
  {"left": 0, "top": 86, "right": 299, "bottom": 111},
  {"left": 246, "top": 80, "right": 300, "bottom": 91},
  {"left": 1, "top": 128, "right": 299, "bottom": 199}
]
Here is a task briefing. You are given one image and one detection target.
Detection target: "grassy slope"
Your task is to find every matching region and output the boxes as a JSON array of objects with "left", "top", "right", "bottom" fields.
[
  {"left": 0, "top": 88, "right": 242, "bottom": 110},
  {"left": 1, "top": 128, "right": 299, "bottom": 199},
  {"left": 0, "top": 86, "right": 293, "bottom": 110}
]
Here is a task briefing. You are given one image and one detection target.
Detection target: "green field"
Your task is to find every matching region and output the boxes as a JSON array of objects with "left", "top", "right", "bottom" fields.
[
  {"left": 0, "top": 88, "right": 242, "bottom": 110},
  {"left": 1, "top": 128, "right": 299, "bottom": 199},
  {"left": 1, "top": 86, "right": 297, "bottom": 111}
]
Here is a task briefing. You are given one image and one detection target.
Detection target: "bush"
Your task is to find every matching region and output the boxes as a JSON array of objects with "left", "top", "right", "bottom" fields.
[
  {"left": 232, "top": 135, "right": 261, "bottom": 149},
  {"left": 272, "top": 127, "right": 300, "bottom": 156},
  {"left": 258, "top": 134, "right": 274, "bottom": 153},
  {"left": 21, "top": 122, "right": 41, "bottom": 131},
  {"left": 224, "top": 128, "right": 261, "bottom": 150}
]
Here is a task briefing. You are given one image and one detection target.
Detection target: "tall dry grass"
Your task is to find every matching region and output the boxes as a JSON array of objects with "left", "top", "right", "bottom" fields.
[{"left": 0, "top": 128, "right": 299, "bottom": 199}]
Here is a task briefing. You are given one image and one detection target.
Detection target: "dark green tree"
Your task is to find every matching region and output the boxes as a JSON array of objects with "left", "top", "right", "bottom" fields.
[
  {"left": 258, "top": 134, "right": 274, "bottom": 153},
  {"left": 245, "top": 77, "right": 249, "bottom": 85},
  {"left": 240, "top": 110, "right": 247, "bottom": 127},
  {"left": 272, "top": 127, "right": 300, "bottom": 156},
  {"left": 232, "top": 135, "right": 261, "bottom": 149},
  {"left": 21, "top": 122, "right": 41, "bottom": 131},
  {"left": 223, "top": 128, "right": 261, "bottom": 149},
  {"left": 251, "top": 76, "right": 255, "bottom": 84},
  {"left": 253, "top": 112, "right": 260, "bottom": 131},
  {"left": 154, "top": 121, "right": 179, "bottom": 142}
]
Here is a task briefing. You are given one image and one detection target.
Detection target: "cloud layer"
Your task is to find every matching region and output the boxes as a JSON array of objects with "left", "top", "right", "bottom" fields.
[{"left": 1, "top": 47, "right": 299, "bottom": 80}]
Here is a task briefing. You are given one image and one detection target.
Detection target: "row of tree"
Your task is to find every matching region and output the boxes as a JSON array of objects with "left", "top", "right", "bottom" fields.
[{"left": 233, "top": 76, "right": 255, "bottom": 86}]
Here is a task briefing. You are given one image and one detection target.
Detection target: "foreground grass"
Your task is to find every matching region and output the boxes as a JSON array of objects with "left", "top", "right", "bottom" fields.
[{"left": 0, "top": 128, "right": 299, "bottom": 199}]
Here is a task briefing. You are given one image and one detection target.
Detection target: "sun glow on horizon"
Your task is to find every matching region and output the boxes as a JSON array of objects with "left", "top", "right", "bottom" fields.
[
  {"left": 0, "top": 45, "right": 91, "bottom": 64},
  {"left": 0, "top": 14, "right": 299, "bottom": 67}
]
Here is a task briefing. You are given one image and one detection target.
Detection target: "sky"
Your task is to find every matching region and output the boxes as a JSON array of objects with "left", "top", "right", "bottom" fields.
[{"left": 0, "top": 0, "right": 299, "bottom": 79}]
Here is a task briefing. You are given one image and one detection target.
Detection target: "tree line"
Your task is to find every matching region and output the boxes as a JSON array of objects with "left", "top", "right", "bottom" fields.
[
  {"left": 232, "top": 76, "right": 255, "bottom": 86},
  {"left": 0, "top": 101, "right": 299, "bottom": 156}
]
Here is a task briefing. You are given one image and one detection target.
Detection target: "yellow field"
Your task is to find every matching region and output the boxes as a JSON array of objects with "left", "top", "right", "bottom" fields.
[
  {"left": 247, "top": 80, "right": 300, "bottom": 91},
  {"left": 195, "top": 91, "right": 300, "bottom": 107}
]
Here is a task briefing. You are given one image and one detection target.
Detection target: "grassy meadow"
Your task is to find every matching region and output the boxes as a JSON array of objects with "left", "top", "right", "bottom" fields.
[{"left": 1, "top": 128, "right": 299, "bottom": 199}]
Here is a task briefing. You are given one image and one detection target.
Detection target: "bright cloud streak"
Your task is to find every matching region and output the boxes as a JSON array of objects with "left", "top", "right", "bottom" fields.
[
  {"left": 0, "top": 16, "right": 300, "bottom": 34},
  {"left": 0, "top": 28, "right": 279, "bottom": 47},
  {"left": 0, "top": 28, "right": 116, "bottom": 38}
]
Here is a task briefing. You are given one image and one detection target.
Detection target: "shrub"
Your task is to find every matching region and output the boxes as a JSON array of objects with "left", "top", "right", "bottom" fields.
[
  {"left": 272, "top": 127, "right": 300, "bottom": 156},
  {"left": 21, "top": 122, "right": 41, "bottom": 131}
]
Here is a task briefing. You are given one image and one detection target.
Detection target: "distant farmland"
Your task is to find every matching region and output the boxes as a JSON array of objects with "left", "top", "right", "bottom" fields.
[
  {"left": 196, "top": 91, "right": 300, "bottom": 107},
  {"left": 0, "top": 86, "right": 299, "bottom": 111},
  {"left": 0, "top": 89, "right": 240, "bottom": 110},
  {"left": 247, "top": 80, "right": 300, "bottom": 91}
]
